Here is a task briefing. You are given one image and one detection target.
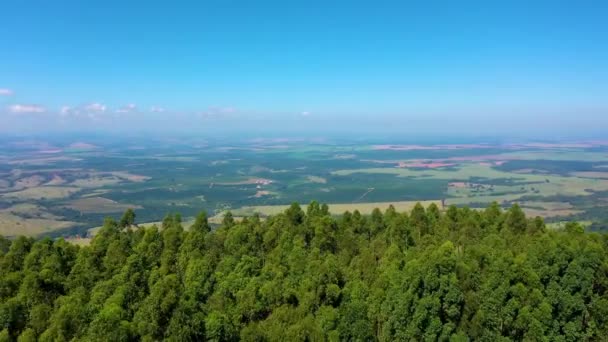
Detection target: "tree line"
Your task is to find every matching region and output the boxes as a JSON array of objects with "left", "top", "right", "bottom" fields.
[{"left": 1, "top": 202, "right": 607, "bottom": 341}]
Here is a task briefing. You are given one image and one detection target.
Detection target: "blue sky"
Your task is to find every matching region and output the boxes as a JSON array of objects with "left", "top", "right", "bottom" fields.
[{"left": 1, "top": 1, "right": 607, "bottom": 136}]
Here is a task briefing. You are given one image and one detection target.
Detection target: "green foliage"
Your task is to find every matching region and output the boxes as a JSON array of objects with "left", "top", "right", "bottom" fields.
[
  {"left": 0, "top": 205, "right": 607, "bottom": 340},
  {"left": 191, "top": 211, "right": 211, "bottom": 234},
  {"left": 119, "top": 208, "right": 136, "bottom": 229}
]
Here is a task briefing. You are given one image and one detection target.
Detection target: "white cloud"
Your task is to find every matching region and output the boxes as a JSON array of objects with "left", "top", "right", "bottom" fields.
[
  {"left": 85, "top": 103, "right": 107, "bottom": 113},
  {"left": 301, "top": 111, "right": 311, "bottom": 117},
  {"left": 56, "top": 103, "right": 108, "bottom": 120},
  {"left": 60, "top": 106, "right": 74, "bottom": 117},
  {"left": 0, "top": 88, "right": 13, "bottom": 96},
  {"left": 116, "top": 103, "right": 137, "bottom": 113},
  {"left": 60, "top": 105, "right": 102, "bottom": 119},
  {"left": 150, "top": 106, "right": 165, "bottom": 113},
  {"left": 8, "top": 104, "right": 46, "bottom": 114}
]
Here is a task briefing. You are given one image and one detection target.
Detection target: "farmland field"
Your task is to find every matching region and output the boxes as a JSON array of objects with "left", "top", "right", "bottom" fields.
[{"left": 2, "top": 134, "right": 608, "bottom": 237}]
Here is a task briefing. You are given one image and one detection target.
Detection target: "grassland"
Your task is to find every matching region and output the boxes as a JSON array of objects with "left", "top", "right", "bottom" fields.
[
  {"left": 0, "top": 204, "right": 77, "bottom": 236},
  {"left": 307, "top": 175, "right": 327, "bottom": 183},
  {"left": 1, "top": 186, "right": 82, "bottom": 200},
  {"left": 333, "top": 163, "right": 608, "bottom": 206},
  {"left": 63, "top": 197, "right": 143, "bottom": 214},
  {"left": 3, "top": 137, "right": 608, "bottom": 236},
  {"left": 332, "top": 163, "right": 548, "bottom": 180},
  {"left": 70, "top": 176, "right": 123, "bottom": 187},
  {"left": 0, "top": 212, "right": 75, "bottom": 236},
  {"left": 231, "top": 200, "right": 443, "bottom": 216},
  {"left": 570, "top": 171, "right": 608, "bottom": 179}
]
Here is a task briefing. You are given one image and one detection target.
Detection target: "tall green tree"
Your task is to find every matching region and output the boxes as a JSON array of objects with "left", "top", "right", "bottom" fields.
[{"left": 0, "top": 202, "right": 607, "bottom": 341}]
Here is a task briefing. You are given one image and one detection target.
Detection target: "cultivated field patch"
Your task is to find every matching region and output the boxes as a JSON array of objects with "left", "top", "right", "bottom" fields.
[
  {"left": 13, "top": 175, "right": 46, "bottom": 190},
  {"left": 109, "top": 171, "right": 151, "bottom": 182},
  {"left": 64, "top": 197, "right": 143, "bottom": 214},
  {"left": 80, "top": 189, "right": 111, "bottom": 198},
  {"left": 8, "top": 156, "right": 81, "bottom": 165},
  {"left": 1, "top": 186, "right": 81, "bottom": 200},
  {"left": 71, "top": 176, "right": 123, "bottom": 188},
  {"left": 215, "top": 178, "right": 274, "bottom": 186},
  {"left": 520, "top": 201, "right": 583, "bottom": 218},
  {"left": 307, "top": 176, "right": 327, "bottom": 184},
  {"left": 0, "top": 213, "right": 76, "bottom": 236},
  {"left": 5, "top": 138, "right": 608, "bottom": 236},
  {"left": 233, "top": 200, "right": 442, "bottom": 217},
  {"left": 570, "top": 171, "right": 608, "bottom": 179},
  {"left": 0, "top": 204, "right": 76, "bottom": 236},
  {"left": 251, "top": 190, "right": 274, "bottom": 198},
  {"left": 45, "top": 175, "right": 67, "bottom": 185}
]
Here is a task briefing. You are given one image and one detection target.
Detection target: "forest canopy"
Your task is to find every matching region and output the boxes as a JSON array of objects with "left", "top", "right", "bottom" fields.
[{"left": 1, "top": 202, "right": 607, "bottom": 341}]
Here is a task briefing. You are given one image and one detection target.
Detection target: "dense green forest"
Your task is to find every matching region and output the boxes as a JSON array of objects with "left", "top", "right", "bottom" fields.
[{"left": 1, "top": 202, "right": 608, "bottom": 341}]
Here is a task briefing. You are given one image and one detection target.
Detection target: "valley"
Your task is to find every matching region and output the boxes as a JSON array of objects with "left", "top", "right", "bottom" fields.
[{"left": 2, "top": 135, "right": 608, "bottom": 237}]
